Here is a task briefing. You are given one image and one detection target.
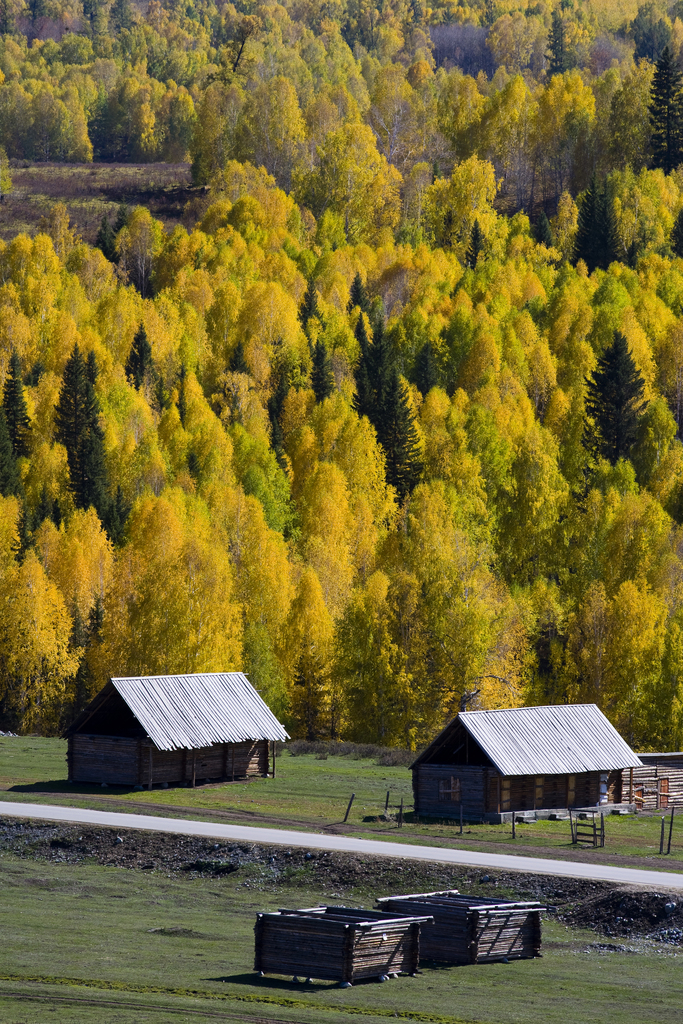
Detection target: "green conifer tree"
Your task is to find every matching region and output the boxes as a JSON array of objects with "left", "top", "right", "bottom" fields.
[
  {"left": 414, "top": 341, "right": 439, "bottom": 396},
  {"left": 95, "top": 215, "right": 116, "bottom": 262},
  {"left": 299, "top": 278, "right": 321, "bottom": 333},
  {"left": 584, "top": 331, "right": 648, "bottom": 465},
  {"left": 376, "top": 368, "right": 423, "bottom": 501},
  {"left": 35, "top": 483, "right": 52, "bottom": 528},
  {"left": 650, "top": 46, "right": 683, "bottom": 174},
  {"left": 114, "top": 203, "right": 130, "bottom": 234},
  {"left": 103, "top": 484, "right": 130, "bottom": 545},
  {"left": 268, "top": 369, "right": 290, "bottom": 465},
  {"left": 311, "top": 339, "right": 335, "bottom": 402},
  {"left": 125, "top": 323, "right": 153, "bottom": 390},
  {"left": 353, "top": 314, "right": 373, "bottom": 418},
  {"left": 465, "top": 219, "right": 484, "bottom": 269},
  {"left": 177, "top": 364, "right": 188, "bottom": 427},
  {"left": 671, "top": 207, "right": 683, "bottom": 257},
  {"left": 547, "top": 10, "right": 567, "bottom": 76},
  {"left": 534, "top": 211, "right": 554, "bottom": 247},
  {"left": 347, "top": 272, "right": 370, "bottom": 313},
  {"left": 574, "top": 175, "right": 619, "bottom": 272},
  {"left": 55, "top": 344, "right": 109, "bottom": 513},
  {"left": 229, "top": 339, "right": 249, "bottom": 374},
  {"left": 0, "top": 407, "right": 21, "bottom": 498},
  {"left": 2, "top": 350, "right": 31, "bottom": 458}
]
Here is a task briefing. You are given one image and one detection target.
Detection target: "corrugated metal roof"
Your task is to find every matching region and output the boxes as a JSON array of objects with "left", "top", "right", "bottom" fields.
[
  {"left": 109, "top": 673, "right": 289, "bottom": 752},
  {"left": 455, "top": 705, "right": 642, "bottom": 776}
]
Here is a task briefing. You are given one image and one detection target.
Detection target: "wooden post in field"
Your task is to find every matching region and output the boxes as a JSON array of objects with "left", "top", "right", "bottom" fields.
[
  {"left": 272, "top": 741, "right": 276, "bottom": 778},
  {"left": 343, "top": 793, "right": 355, "bottom": 823},
  {"left": 668, "top": 805, "right": 675, "bottom": 855},
  {"left": 398, "top": 798, "right": 404, "bottom": 828},
  {"left": 460, "top": 803, "right": 463, "bottom": 835},
  {"left": 600, "top": 812, "right": 605, "bottom": 848},
  {"left": 385, "top": 791, "right": 390, "bottom": 814},
  {"left": 512, "top": 810, "right": 516, "bottom": 840},
  {"left": 660, "top": 815, "right": 666, "bottom": 854}
]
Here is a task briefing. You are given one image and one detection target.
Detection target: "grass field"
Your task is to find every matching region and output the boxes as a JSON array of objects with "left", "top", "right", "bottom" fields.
[
  {"left": 0, "top": 851, "right": 681, "bottom": 1024},
  {"left": 0, "top": 161, "right": 196, "bottom": 243},
  {"left": 2, "top": 737, "right": 683, "bottom": 870}
]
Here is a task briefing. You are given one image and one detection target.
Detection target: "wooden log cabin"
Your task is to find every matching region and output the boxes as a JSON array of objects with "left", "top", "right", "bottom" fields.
[
  {"left": 63, "top": 673, "right": 289, "bottom": 787},
  {"left": 621, "top": 752, "right": 683, "bottom": 811},
  {"left": 411, "top": 704, "right": 642, "bottom": 823}
]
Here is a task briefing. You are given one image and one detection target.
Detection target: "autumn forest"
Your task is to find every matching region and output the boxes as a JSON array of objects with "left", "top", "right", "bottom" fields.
[{"left": 2, "top": 0, "right": 683, "bottom": 753}]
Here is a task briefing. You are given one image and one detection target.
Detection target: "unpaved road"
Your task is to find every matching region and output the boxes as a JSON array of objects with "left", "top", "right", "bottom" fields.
[{"left": 2, "top": 799, "right": 683, "bottom": 889}]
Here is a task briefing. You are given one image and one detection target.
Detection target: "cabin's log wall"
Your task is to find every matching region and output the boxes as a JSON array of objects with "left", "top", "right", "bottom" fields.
[
  {"left": 68, "top": 735, "right": 270, "bottom": 785},
  {"left": 413, "top": 765, "right": 605, "bottom": 819},
  {"left": 253, "top": 912, "right": 422, "bottom": 983},
  {"left": 620, "top": 764, "right": 683, "bottom": 811},
  {"left": 377, "top": 895, "right": 542, "bottom": 964}
]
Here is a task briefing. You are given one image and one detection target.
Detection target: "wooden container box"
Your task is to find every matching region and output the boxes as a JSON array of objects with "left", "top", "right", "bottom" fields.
[
  {"left": 376, "top": 890, "right": 542, "bottom": 964},
  {"left": 254, "top": 906, "right": 433, "bottom": 984}
]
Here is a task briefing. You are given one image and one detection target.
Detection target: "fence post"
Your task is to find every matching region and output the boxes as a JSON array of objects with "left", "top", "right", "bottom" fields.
[
  {"left": 660, "top": 815, "right": 666, "bottom": 855},
  {"left": 512, "top": 810, "right": 516, "bottom": 840},
  {"left": 343, "top": 793, "right": 355, "bottom": 823},
  {"left": 569, "top": 808, "right": 574, "bottom": 844},
  {"left": 460, "top": 803, "right": 463, "bottom": 835},
  {"left": 668, "top": 805, "right": 675, "bottom": 855},
  {"left": 385, "top": 791, "right": 390, "bottom": 815},
  {"left": 398, "top": 797, "right": 404, "bottom": 828},
  {"left": 600, "top": 812, "right": 605, "bottom": 848}
]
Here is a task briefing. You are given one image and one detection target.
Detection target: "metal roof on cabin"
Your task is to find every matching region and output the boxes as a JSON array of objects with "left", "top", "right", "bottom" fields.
[
  {"left": 109, "top": 673, "right": 289, "bottom": 752},
  {"left": 415, "top": 704, "right": 642, "bottom": 776}
]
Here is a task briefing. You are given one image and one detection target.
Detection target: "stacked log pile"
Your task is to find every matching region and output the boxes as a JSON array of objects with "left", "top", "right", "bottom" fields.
[
  {"left": 376, "top": 891, "right": 542, "bottom": 964},
  {"left": 253, "top": 906, "right": 432, "bottom": 984}
]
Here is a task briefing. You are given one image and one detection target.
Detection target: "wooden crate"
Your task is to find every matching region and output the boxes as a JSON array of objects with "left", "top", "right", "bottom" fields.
[
  {"left": 376, "top": 890, "right": 542, "bottom": 964},
  {"left": 254, "top": 906, "right": 433, "bottom": 984}
]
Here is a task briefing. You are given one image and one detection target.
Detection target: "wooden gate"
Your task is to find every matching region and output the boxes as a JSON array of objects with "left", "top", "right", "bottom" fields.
[{"left": 658, "top": 778, "right": 670, "bottom": 809}]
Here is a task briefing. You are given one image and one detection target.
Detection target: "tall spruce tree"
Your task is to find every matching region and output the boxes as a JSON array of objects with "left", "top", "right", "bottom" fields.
[
  {"left": 465, "top": 219, "right": 484, "bottom": 268},
  {"left": 103, "top": 484, "right": 131, "bottom": 545},
  {"left": 574, "top": 174, "right": 619, "bottom": 272},
  {"left": 671, "top": 207, "right": 683, "bottom": 257},
  {"left": 365, "top": 314, "right": 392, "bottom": 410},
  {"left": 2, "top": 350, "right": 31, "bottom": 458},
  {"left": 650, "top": 46, "right": 683, "bottom": 174},
  {"left": 347, "top": 272, "right": 370, "bottom": 313},
  {"left": 299, "top": 278, "right": 321, "bottom": 333},
  {"left": 95, "top": 215, "right": 116, "bottom": 261},
  {"left": 125, "top": 323, "right": 153, "bottom": 390},
  {"left": 311, "top": 339, "right": 335, "bottom": 402},
  {"left": 547, "top": 9, "right": 567, "bottom": 75},
  {"left": 353, "top": 314, "right": 373, "bottom": 418},
  {"left": 0, "top": 407, "right": 21, "bottom": 497},
  {"left": 534, "top": 211, "right": 554, "bottom": 247},
  {"left": 268, "top": 368, "right": 290, "bottom": 465},
  {"left": 177, "top": 364, "right": 188, "bottom": 427},
  {"left": 584, "top": 331, "right": 648, "bottom": 465},
  {"left": 376, "top": 368, "right": 423, "bottom": 501},
  {"left": 229, "top": 339, "right": 249, "bottom": 374},
  {"left": 54, "top": 344, "right": 109, "bottom": 513},
  {"left": 414, "top": 341, "right": 439, "bottom": 396}
]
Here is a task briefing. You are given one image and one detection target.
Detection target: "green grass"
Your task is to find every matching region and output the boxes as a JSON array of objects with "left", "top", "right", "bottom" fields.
[
  {"left": 2, "top": 737, "right": 683, "bottom": 869},
  {"left": 0, "top": 852, "right": 681, "bottom": 1024}
]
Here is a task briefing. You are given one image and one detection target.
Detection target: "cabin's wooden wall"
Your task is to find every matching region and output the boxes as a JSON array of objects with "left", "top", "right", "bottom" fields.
[
  {"left": 68, "top": 735, "right": 270, "bottom": 785},
  {"left": 413, "top": 765, "right": 605, "bottom": 819},
  {"left": 620, "top": 764, "right": 683, "bottom": 810}
]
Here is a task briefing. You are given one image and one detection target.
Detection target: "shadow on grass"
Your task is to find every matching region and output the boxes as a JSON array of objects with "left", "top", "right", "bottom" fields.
[
  {"left": 206, "top": 972, "right": 335, "bottom": 992},
  {"left": 9, "top": 781, "right": 137, "bottom": 795}
]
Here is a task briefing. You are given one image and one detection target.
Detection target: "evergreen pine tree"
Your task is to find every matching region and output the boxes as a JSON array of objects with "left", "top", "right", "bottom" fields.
[
  {"left": 299, "top": 278, "right": 321, "bottom": 332},
  {"left": 268, "top": 369, "right": 290, "bottom": 464},
  {"left": 311, "top": 339, "right": 335, "bottom": 402},
  {"left": 114, "top": 203, "right": 130, "bottom": 234},
  {"left": 534, "top": 211, "right": 554, "bottom": 247},
  {"left": 377, "top": 368, "right": 423, "bottom": 501},
  {"left": 347, "top": 272, "right": 370, "bottom": 313},
  {"left": 2, "top": 350, "right": 31, "bottom": 458},
  {"left": 353, "top": 314, "right": 373, "bottom": 418},
  {"left": 0, "top": 407, "right": 21, "bottom": 498},
  {"left": 52, "top": 496, "right": 62, "bottom": 529},
  {"left": 35, "top": 483, "right": 52, "bottom": 527},
  {"left": 671, "top": 207, "right": 683, "bottom": 257},
  {"left": 103, "top": 484, "right": 130, "bottom": 545},
  {"left": 229, "top": 339, "right": 249, "bottom": 374},
  {"left": 465, "top": 219, "right": 484, "bottom": 268},
  {"left": 365, "top": 314, "right": 392, "bottom": 412},
  {"left": 547, "top": 9, "right": 567, "bottom": 76},
  {"left": 125, "top": 323, "right": 153, "bottom": 390},
  {"left": 55, "top": 344, "right": 109, "bottom": 513},
  {"left": 414, "top": 341, "right": 439, "bottom": 396},
  {"left": 574, "top": 175, "right": 619, "bottom": 272},
  {"left": 177, "top": 364, "right": 187, "bottom": 427},
  {"left": 584, "top": 331, "right": 648, "bottom": 465},
  {"left": 95, "top": 215, "right": 116, "bottom": 261},
  {"left": 650, "top": 46, "right": 683, "bottom": 174}
]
